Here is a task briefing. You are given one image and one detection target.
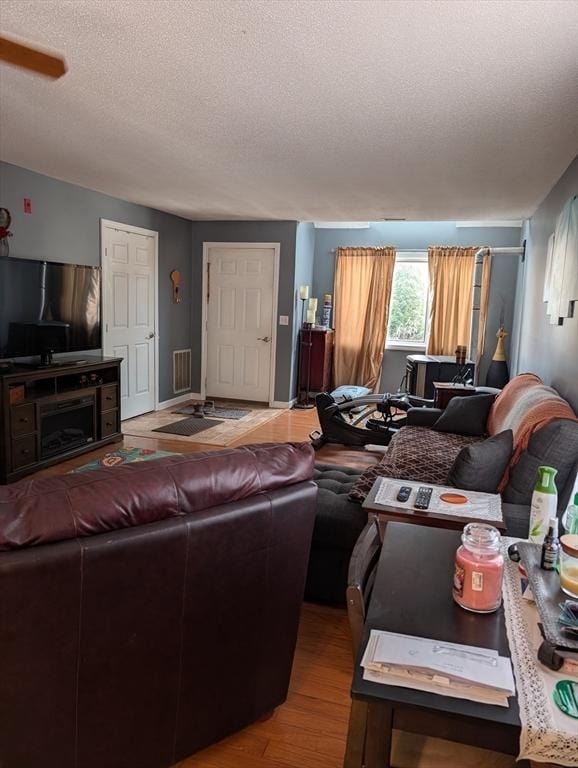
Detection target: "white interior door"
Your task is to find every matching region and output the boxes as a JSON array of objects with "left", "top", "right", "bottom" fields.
[
  {"left": 101, "top": 223, "right": 157, "bottom": 420},
  {"left": 205, "top": 245, "right": 277, "bottom": 402}
]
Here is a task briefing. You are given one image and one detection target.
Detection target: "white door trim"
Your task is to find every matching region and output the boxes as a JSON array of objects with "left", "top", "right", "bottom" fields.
[
  {"left": 100, "top": 218, "right": 160, "bottom": 412},
  {"left": 200, "top": 242, "right": 280, "bottom": 406}
]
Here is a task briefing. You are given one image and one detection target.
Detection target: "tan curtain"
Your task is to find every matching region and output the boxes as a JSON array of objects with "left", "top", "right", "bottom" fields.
[
  {"left": 333, "top": 247, "right": 396, "bottom": 389},
  {"left": 476, "top": 251, "right": 492, "bottom": 367},
  {"left": 426, "top": 247, "right": 477, "bottom": 355}
]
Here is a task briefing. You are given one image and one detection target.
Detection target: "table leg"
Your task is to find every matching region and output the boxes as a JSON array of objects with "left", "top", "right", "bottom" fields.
[
  {"left": 364, "top": 700, "right": 393, "bottom": 768},
  {"left": 369, "top": 512, "right": 388, "bottom": 543},
  {"left": 343, "top": 699, "right": 368, "bottom": 768}
]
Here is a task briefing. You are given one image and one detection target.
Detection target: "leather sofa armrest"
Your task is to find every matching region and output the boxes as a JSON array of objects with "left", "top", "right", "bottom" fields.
[{"left": 406, "top": 407, "right": 442, "bottom": 428}]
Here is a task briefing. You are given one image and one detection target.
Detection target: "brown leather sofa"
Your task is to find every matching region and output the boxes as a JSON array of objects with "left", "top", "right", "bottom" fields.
[{"left": 0, "top": 442, "right": 317, "bottom": 768}]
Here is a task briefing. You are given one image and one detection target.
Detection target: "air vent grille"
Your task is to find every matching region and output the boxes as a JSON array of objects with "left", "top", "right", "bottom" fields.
[{"left": 173, "top": 349, "right": 191, "bottom": 394}]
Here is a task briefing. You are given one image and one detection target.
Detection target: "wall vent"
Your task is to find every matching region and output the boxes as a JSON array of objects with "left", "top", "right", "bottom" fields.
[{"left": 173, "top": 349, "right": 191, "bottom": 394}]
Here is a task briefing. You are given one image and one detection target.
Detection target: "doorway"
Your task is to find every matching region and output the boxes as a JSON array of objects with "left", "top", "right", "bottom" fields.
[
  {"left": 100, "top": 220, "right": 158, "bottom": 420},
  {"left": 201, "top": 243, "right": 280, "bottom": 404}
]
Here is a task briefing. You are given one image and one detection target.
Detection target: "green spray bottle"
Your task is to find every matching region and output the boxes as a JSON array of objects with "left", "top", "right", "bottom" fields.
[{"left": 529, "top": 466, "right": 558, "bottom": 543}]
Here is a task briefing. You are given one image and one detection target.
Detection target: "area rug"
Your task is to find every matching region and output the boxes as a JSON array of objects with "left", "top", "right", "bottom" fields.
[
  {"left": 153, "top": 417, "right": 223, "bottom": 436},
  {"left": 122, "top": 404, "right": 285, "bottom": 446},
  {"left": 173, "top": 405, "right": 250, "bottom": 420},
  {"left": 71, "top": 447, "right": 179, "bottom": 473}
]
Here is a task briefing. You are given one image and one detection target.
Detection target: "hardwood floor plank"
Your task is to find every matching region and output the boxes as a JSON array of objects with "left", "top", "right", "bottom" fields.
[
  {"left": 254, "top": 719, "right": 346, "bottom": 759},
  {"left": 263, "top": 739, "right": 344, "bottom": 768},
  {"left": 268, "top": 704, "right": 350, "bottom": 742},
  {"left": 282, "top": 692, "right": 351, "bottom": 725}
]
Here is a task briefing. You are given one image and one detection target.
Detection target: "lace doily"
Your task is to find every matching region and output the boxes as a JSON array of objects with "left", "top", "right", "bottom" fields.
[{"left": 502, "top": 537, "right": 578, "bottom": 766}]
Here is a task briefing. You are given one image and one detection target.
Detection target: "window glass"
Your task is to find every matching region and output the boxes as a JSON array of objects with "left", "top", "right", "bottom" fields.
[{"left": 387, "top": 259, "right": 429, "bottom": 345}]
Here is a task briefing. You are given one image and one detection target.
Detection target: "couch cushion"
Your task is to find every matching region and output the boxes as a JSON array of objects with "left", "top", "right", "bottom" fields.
[
  {"left": 406, "top": 407, "right": 443, "bottom": 428},
  {"left": 502, "top": 503, "right": 531, "bottom": 538},
  {"left": 503, "top": 419, "right": 578, "bottom": 508},
  {"left": 432, "top": 394, "right": 495, "bottom": 436},
  {"left": 312, "top": 464, "right": 367, "bottom": 550},
  {"left": 0, "top": 442, "right": 315, "bottom": 551},
  {"left": 349, "top": 426, "right": 481, "bottom": 502},
  {"left": 448, "top": 430, "right": 513, "bottom": 493}
]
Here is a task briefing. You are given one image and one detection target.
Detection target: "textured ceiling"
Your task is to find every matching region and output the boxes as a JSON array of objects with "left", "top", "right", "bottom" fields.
[{"left": 1, "top": 0, "right": 577, "bottom": 221}]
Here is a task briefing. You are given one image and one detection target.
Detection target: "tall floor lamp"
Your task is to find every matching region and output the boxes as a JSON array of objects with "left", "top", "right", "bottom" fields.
[{"left": 294, "top": 286, "right": 315, "bottom": 409}]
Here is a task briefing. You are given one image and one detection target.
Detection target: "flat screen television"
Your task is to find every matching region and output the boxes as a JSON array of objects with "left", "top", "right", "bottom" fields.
[{"left": 0, "top": 256, "right": 101, "bottom": 364}]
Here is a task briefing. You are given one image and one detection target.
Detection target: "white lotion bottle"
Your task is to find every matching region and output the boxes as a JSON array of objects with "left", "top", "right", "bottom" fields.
[{"left": 528, "top": 466, "right": 558, "bottom": 543}]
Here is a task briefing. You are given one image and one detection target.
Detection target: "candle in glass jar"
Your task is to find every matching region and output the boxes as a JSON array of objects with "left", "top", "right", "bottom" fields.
[
  {"left": 453, "top": 523, "right": 504, "bottom": 613},
  {"left": 299, "top": 285, "right": 310, "bottom": 300}
]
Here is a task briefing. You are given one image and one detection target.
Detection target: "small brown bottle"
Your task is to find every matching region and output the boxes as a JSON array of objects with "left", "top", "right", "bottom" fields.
[{"left": 540, "top": 518, "right": 560, "bottom": 571}]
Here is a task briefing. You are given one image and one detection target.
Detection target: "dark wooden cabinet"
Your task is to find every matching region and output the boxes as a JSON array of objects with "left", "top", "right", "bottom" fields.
[
  {"left": 11, "top": 434, "right": 37, "bottom": 471},
  {"left": 298, "top": 328, "right": 334, "bottom": 394},
  {"left": 0, "top": 356, "right": 123, "bottom": 483},
  {"left": 11, "top": 403, "right": 36, "bottom": 437}
]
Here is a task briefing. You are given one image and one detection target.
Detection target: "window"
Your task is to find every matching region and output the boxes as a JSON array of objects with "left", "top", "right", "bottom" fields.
[{"left": 386, "top": 253, "right": 429, "bottom": 348}]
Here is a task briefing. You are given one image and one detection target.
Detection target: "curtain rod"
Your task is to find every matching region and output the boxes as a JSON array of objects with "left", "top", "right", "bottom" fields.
[
  {"left": 329, "top": 248, "right": 424, "bottom": 254},
  {"left": 329, "top": 247, "right": 524, "bottom": 255}
]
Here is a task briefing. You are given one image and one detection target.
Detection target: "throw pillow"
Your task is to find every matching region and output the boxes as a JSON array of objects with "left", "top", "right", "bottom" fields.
[
  {"left": 432, "top": 393, "right": 496, "bottom": 437},
  {"left": 447, "top": 430, "right": 513, "bottom": 493},
  {"left": 348, "top": 426, "right": 481, "bottom": 503}
]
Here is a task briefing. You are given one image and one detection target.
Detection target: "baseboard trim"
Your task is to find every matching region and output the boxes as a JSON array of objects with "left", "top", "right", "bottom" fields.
[
  {"left": 269, "top": 398, "right": 297, "bottom": 409},
  {"left": 156, "top": 392, "right": 201, "bottom": 411}
]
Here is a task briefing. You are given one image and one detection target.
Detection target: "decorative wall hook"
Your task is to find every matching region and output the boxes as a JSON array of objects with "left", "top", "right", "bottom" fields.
[{"left": 170, "top": 269, "right": 182, "bottom": 304}]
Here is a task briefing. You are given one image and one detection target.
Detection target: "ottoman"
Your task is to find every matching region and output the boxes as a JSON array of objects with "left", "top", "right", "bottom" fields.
[{"left": 306, "top": 464, "right": 367, "bottom": 605}]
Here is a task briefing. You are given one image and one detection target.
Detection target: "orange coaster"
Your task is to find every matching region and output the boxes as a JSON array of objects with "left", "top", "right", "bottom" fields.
[{"left": 440, "top": 492, "right": 468, "bottom": 505}]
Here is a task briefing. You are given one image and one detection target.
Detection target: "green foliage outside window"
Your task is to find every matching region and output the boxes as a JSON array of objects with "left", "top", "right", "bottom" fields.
[{"left": 387, "top": 261, "right": 428, "bottom": 343}]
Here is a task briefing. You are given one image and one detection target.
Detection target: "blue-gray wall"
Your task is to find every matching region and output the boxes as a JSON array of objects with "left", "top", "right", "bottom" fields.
[
  {"left": 513, "top": 155, "right": 578, "bottom": 411},
  {"left": 2, "top": 160, "right": 538, "bottom": 407},
  {"left": 0, "top": 162, "right": 193, "bottom": 402},
  {"left": 293, "top": 222, "right": 315, "bottom": 397},
  {"left": 312, "top": 222, "right": 523, "bottom": 391},
  {"left": 190, "top": 220, "right": 298, "bottom": 402}
]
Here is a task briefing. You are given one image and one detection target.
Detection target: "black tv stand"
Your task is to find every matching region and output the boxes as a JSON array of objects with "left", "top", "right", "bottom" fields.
[{"left": 0, "top": 355, "right": 123, "bottom": 483}]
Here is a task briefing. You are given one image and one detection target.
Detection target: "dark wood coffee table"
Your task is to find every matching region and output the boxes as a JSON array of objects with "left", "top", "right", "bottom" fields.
[{"left": 343, "top": 523, "right": 523, "bottom": 768}]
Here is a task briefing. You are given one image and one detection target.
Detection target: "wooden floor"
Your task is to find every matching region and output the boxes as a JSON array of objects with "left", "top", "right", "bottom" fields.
[
  {"left": 36, "top": 407, "right": 516, "bottom": 768},
  {"left": 33, "top": 406, "right": 377, "bottom": 478}
]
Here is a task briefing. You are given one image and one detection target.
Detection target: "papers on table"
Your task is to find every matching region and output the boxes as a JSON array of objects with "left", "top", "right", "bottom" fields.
[{"left": 361, "top": 630, "right": 516, "bottom": 707}]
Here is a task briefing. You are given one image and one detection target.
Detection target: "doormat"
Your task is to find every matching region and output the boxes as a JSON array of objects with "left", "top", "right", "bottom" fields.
[
  {"left": 71, "top": 447, "right": 179, "bottom": 473},
  {"left": 152, "top": 417, "right": 224, "bottom": 436},
  {"left": 174, "top": 405, "right": 250, "bottom": 420}
]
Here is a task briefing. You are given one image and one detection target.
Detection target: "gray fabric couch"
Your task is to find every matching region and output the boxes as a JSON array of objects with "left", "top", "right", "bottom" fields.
[{"left": 305, "top": 412, "right": 578, "bottom": 605}]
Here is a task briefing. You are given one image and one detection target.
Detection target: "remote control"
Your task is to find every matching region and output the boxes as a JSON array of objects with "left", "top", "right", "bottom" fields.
[
  {"left": 396, "top": 486, "right": 412, "bottom": 503},
  {"left": 414, "top": 486, "right": 433, "bottom": 510}
]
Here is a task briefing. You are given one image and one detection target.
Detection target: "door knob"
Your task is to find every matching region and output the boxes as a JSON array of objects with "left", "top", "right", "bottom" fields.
[
  {"left": 257, "top": 336, "right": 271, "bottom": 342},
  {"left": 147, "top": 331, "right": 155, "bottom": 339}
]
